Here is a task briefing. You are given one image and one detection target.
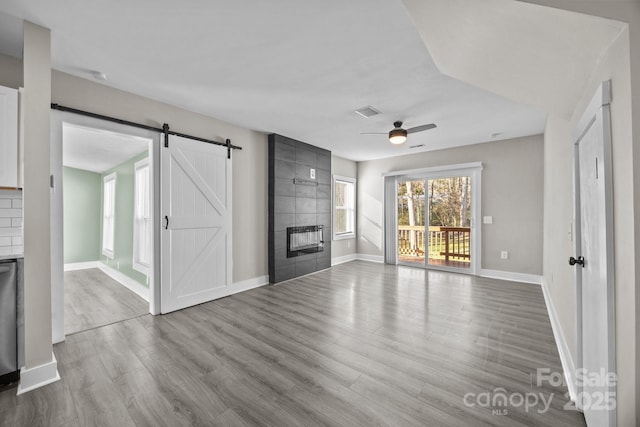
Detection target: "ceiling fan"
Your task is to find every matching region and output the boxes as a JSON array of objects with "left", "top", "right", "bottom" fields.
[{"left": 362, "top": 121, "right": 437, "bottom": 144}]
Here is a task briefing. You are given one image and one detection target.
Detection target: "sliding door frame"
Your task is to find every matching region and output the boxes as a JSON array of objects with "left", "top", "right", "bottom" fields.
[{"left": 383, "top": 162, "right": 482, "bottom": 275}]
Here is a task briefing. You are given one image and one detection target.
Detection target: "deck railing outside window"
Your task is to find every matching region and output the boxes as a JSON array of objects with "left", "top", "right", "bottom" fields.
[{"left": 398, "top": 225, "right": 470, "bottom": 262}]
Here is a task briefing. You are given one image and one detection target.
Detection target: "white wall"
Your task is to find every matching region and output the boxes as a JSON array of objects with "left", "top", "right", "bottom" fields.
[
  {"left": 542, "top": 24, "right": 636, "bottom": 425},
  {"left": 523, "top": 2, "right": 638, "bottom": 423},
  {"left": 331, "top": 155, "right": 357, "bottom": 261},
  {"left": 357, "top": 135, "right": 544, "bottom": 275}
]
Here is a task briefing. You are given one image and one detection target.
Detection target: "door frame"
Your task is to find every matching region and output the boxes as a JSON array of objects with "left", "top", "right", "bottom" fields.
[
  {"left": 51, "top": 111, "right": 161, "bottom": 343},
  {"left": 383, "top": 162, "right": 482, "bottom": 275},
  {"left": 572, "top": 80, "right": 615, "bottom": 423}
]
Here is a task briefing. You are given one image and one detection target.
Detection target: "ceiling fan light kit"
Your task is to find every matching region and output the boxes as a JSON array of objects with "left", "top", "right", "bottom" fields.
[{"left": 389, "top": 128, "right": 408, "bottom": 144}]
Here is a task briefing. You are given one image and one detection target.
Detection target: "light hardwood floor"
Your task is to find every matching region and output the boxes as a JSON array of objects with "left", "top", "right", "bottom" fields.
[
  {"left": 0, "top": 261, "right": 585, "bottom": 426},
  {"left": 64, "top": 268, "right": 149, "bottom": 335}
]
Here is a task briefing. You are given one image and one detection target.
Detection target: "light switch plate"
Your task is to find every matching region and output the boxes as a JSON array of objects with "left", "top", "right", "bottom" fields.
[
  {"left": 310, "top": 168, "right": 316, "bottom": 179},
  {"left": 483, "top": 216, "right": 493, "bottom": 224}
]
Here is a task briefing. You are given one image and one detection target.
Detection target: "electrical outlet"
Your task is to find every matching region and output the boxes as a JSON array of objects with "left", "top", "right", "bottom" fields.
[
  {"left": 310, "top": 168, "right": 316, "bottom": 179},
  {"left": 501, "top": 251, "right": 508, "bottom": 260},
  {"left": 347, "top": 241, "right": 351, "bottom": 248},
  {"left": 483, "top": 216, "right": 493, "bottom": 224},
  {"left": 117, "top": 261, "right": 120, "bottom": 269}
]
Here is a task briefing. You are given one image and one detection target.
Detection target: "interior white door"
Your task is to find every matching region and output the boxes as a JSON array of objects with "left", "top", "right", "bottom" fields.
[
  {"left": 161, "top": 134, "right": 232, "bottom": 313},
  {"left": 574, "top": 95, "right": 615, "bottom": 426}
]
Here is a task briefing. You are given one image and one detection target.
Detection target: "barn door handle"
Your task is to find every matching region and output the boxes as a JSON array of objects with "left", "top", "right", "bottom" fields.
[
  {"left": 569, "top": 256, "right": 584, "bottom": 267},
  {"left": 164, "top": 215, "right": 169, "bottom": 230}
]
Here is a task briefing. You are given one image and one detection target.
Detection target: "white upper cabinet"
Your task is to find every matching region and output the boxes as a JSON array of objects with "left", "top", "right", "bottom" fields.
[{"left": 0, "top": 85, "right": 19, "bottom": 188}]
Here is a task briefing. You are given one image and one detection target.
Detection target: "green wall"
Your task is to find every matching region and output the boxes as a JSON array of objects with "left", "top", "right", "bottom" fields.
[
  {"left": 63, "top": 167, "right": 102, "bottom": 263},
  {"left": 101, "top": 151, "right": 150, "bottom": 287}
]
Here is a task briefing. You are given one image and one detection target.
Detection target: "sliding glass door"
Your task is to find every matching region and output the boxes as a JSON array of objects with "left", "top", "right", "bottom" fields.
[
  {"left": 397, "top": 179, "right": 426, "bottom": 265},
  {"left": 396, "top": 172, "right": 476, "bottom": 272},
  {"left": 425, "top": 176, "right": 471, "bottom": 269}
]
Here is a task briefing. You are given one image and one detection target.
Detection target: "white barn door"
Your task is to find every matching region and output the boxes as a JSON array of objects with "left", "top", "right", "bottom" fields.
[{"left": 161, "top": 134, "right": 232, "bottom": 313}]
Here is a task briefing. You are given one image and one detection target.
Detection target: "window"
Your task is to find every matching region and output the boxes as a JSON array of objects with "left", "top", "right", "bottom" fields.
[
  {"left": 133, "top": 158, "right": 151, "bottom": 275},
  {"left": 333, "top": 175, "right": 356, "bottom": 240},
  {"left": 102, "top": 173, "right": 116, "bottom": 258}
]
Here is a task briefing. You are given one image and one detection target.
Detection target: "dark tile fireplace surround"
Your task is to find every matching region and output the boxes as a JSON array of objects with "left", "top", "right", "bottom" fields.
[{"left": 268, "top": 134, "right": 331, "bottom": 283}]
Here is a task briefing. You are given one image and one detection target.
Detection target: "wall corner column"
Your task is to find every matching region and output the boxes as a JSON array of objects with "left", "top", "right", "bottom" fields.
[{"left": 21, "top": 20, "right": 57, "bottom": 391}]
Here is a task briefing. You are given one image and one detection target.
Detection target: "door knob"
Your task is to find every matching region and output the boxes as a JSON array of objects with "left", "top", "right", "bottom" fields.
[{"left": 569, "top": 256, "right": 585, "bottom": 267}]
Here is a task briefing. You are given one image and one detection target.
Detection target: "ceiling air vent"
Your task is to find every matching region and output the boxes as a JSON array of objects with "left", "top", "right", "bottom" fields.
[
  {"left": 354, "top": 105, "right": 381, "bottom": 119},
  {"left": 409, "top": 144, "right": 425, "bottom": 149}
]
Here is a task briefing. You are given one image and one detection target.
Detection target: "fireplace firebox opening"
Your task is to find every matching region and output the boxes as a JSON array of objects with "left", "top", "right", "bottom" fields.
[{"left": 287, "top": 225, "right": 324, "bottom": 258}]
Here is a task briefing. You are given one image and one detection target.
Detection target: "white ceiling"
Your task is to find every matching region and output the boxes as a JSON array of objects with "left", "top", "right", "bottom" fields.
[
  {"left": 62, "top": 124, "right": 150, "bottom": 173},
  {"left": 0, "top": 1, "right": 624, "bottom": 161},
  {"left": 403, "top": 0, "right": 626, "bottom": 120}
]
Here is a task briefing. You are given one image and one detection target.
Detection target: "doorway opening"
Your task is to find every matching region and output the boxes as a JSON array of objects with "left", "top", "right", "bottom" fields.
[{"left": 61, "top": 123, "right": 153, "bottom": 335}]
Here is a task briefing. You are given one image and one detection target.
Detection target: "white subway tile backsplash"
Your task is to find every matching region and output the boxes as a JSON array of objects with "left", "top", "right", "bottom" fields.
[
  {"left": 0, "top": 228, "right": 21, "bottom": 237},
  {"left": 0, "top": 209, "right": 22, "bottom": 218},
  {"left": 0, "top": 190, "right": 23, "bottom": 256}
]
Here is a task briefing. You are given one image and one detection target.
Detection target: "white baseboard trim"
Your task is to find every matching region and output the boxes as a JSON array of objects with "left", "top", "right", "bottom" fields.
[
  {"left": 356, "top": 253, "right": 384, "bottom": 263},
  {"left": 479, "top": 269, "right": 542, "bottom": 285},
  {"left": 233, "top": 275, "right": 269, "bottom": 293},
  {"left": 98, "top": 263, "right": 150, "bottom": 302},
  {"left": 17, "top": 353, "right": 60, "bottom": 395},
  {"left": 331, "top": 253, "right": 358, "bottom": 266},
  {"left": 64, "top": 261, "right": 100, "bottom": 271},
  {"left": 541, "top": 279, "right": 577, "bottom": 402}
]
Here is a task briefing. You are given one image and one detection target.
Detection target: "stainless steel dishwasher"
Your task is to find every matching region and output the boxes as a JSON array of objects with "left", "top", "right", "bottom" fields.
[{"left": 0, "top": 260, "right": 18, "bottom": 385}]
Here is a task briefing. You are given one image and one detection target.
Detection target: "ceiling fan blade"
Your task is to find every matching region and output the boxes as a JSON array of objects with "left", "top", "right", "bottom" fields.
[
  {"left": 360, "top": 132, "right": 387, "bottom": 135},
  {"left": 406, "top": 123, "right": 437, "bottom": 134}
]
